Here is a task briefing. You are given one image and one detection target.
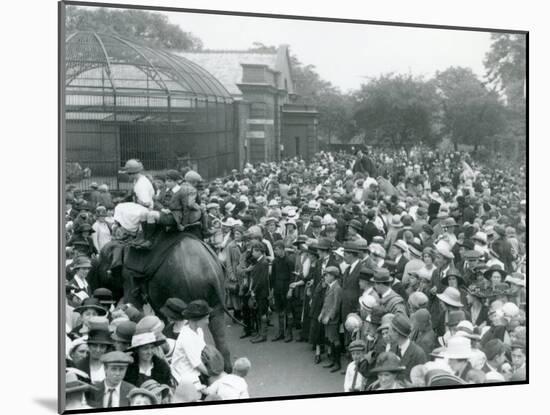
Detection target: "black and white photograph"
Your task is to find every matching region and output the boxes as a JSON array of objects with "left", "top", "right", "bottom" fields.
[{"left": 59, "top": 1, "right": 527, "bottom": 412}]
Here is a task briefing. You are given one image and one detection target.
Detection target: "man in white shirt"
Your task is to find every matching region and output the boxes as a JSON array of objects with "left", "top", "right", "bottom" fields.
[{"left": 170, "top": 300, "right": 211, "bottom": 391}]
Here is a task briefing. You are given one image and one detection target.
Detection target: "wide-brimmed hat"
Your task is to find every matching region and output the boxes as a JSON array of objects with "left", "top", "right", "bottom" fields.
[
  {"left": 127, "top": 387, "right": 159, "bottom": 405},
  {"left": 126, "top": 332, "right": 165, "bottom": 352},
  {"left": 436, "top": 245, "right": 454, "bottom": 260},
  {"left": 371, "top": 268, "right": 393, "bottom": 284},
  {"left": 65, "top": 371, "right": 98, "bottom": 394},
  {"left": 111, "top": 321, "right": 137, "bottom": 344},
  {"left": 74, "top": 298, "right": 107, "bottom": 316},
  {"left": 72, "top": 256, "right": 92, "bottom": 269},
  {"left": 483, "top": 265, "right": 507, "bottom": 280},
  {"left": 160, "top": 298, "right": 188, "bottom": 321},
  {"left": 120, "top": 159, "right": 144, "bottom": 174},
  {"left": 370, "top": 352, "right": 406, "bottom": 373},
  {"left": 392, "top": 239, "right": 409, "bottom": 254},
  {"left": 391, "top": 314, "right": 412, "bottom": 337},
  {"left": 87, "top": 328, "right": 114, "bottom": 345},
  {"left": 436, "top": 287, "right": 464, "bottom": 308},
  {"left": 441, "top": 268, "right": 465, "bottom": 287},
  {"left": 181, "top": 300, "right": 212, "bottom": 320},
  {"left": 343, "top": 241, "right": 362, "bottom": 254}
]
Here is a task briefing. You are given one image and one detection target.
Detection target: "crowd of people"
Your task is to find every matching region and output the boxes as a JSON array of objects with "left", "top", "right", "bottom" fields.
[{"left": 64, "top": 145, "right": 527, "bottom": 409}]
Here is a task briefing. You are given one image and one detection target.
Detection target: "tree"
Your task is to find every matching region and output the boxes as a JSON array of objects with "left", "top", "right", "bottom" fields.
[
  {"left": 483, "top": 34, "right": 526, "bottom": 162},
  {"left": 66, "top": 6, "right": 203, "bottom": 51},
  {"left": 484, "top": 33, "right": 526, "bottom": 111},
  {"left": 248, "top": 43, "right": 357, "bottom": 142},
  {"left": 435, "top": 67, "right": 506, "bottom": 151},
  {"left": 353, "top": 74, "right": 440, "bottom": 149}
]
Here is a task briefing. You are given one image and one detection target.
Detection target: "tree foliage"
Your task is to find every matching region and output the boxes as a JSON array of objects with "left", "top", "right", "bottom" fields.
[
  {"left": 435, "top": 67, "right": 506, "bottom": 150},
  {"left": 353, "top": 74, "right": 440, "bottom": 149},
  {"left": 66, "top": 6, "right": 203, "bottom": 51}
]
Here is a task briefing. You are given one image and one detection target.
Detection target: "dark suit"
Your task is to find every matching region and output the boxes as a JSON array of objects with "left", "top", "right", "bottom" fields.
[
  {"left": 392, "top": 341, "right": 427, "bottom": 381},
  {"left": 319, "top": 280, "right": 342, "bottom": 344},
  {"left": 361, "top": 221, "right": 380, "bottom": 245},
  {"left": 341, "top": 261, "right": 362, "bottom": 324},
  {"left": 250, "top": 256, "right": 270, "bottom": 338},
  {"left": 88, "top": 380, "right": 135, "bottom": 408}
]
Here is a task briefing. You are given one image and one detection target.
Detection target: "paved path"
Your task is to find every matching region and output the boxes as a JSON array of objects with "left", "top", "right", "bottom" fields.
[{"left": 223, "top": 315, "right": 344, "bottom": 399}]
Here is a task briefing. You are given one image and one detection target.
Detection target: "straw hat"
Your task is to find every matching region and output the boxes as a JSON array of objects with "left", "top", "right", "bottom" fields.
[
  {"left": 126, "top": 332, "right": 164, "bottom": 352},
  {"left": 436, "top": 287, "right": 464, "bottom": 308},
  {"left": 442, "top": 336, "right": 473, "bottom": 360}
]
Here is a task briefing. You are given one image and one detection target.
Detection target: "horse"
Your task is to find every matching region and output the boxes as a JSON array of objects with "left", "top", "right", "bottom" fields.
[{"left": 88, "top": 235, "right": 233, "bottom": 372}]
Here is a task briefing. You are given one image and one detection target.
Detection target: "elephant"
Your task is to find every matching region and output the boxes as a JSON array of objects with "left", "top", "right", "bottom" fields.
[{"left": 87, "top": 235, "right": 233, "bottom": 372}]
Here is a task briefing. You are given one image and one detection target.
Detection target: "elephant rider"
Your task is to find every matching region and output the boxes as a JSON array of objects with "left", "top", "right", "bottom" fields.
[
  {"left": 113, "top": 159, "right": 155, "bottom": 243},
  {"left": 141, "top": 170, "right": 205, "bottom": 249}
]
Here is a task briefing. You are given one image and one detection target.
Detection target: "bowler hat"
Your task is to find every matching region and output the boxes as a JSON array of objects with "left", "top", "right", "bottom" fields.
[
  {"left": 391, "top": 314, "right": 412, "bottom": 337},
  {"left": 370, "top": 352, "right": 406, "bottom": 373},
  {"left": 160, "top": 298, "right": 188, "bottom": 321},
  {"left": 87, "top": 328, "right": 114, "bottom": 345},
  {"left": 182, "top": 300, "right": 212, "bottom": 321},
  {"left": 100, "top": 351, "right": 134, "bottom": 365},
  {"left": 111, "top": 321, "right": 137, "bottom": 344},
  {"left": 74, "top": 298, "right": 107, "bottom": 316},
  {"left": 92, "top": 288, "right": 115, "bottom": 305},
  {"left": 371, "top": 268, "right": 393, "bottom": 284}
]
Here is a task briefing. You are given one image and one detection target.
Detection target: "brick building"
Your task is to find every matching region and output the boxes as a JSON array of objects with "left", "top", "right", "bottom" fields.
[{"left": 180, "top": 46, "right": 319, "bottom": 166}]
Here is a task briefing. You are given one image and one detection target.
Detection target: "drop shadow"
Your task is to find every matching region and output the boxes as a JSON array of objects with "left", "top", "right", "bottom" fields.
[{"left": 34, "top": 398, "right": 58, "bottom": 413}]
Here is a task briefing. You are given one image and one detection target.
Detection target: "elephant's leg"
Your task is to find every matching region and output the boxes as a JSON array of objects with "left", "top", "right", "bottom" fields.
[{"left": 209, "top": 307, "right": 232, "bottom": 373}]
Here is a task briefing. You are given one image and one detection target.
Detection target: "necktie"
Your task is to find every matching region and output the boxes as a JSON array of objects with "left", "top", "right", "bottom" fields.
[
  {"left": 106, "top": 388, "right": 115, "bottom": 408},
  {"left": 396, "top": 347, "right": 402, "bottom": 358}
]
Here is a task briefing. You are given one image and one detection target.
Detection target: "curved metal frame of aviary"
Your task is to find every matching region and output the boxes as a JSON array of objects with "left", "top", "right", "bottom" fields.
[{"left": 65, "top": 31, "right": 237, "bottom": 188}]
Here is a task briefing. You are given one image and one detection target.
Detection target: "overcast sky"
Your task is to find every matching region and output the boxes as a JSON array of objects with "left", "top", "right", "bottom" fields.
[{"left": 163, "top": 11, "right": 494, "bottom": 92}]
